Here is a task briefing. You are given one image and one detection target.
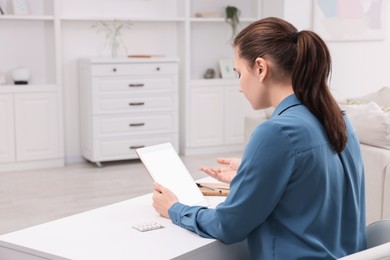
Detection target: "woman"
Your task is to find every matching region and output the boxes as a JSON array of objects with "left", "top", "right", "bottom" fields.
[{"left": 153, "top": 17, "right": 366, "bottom": 259}]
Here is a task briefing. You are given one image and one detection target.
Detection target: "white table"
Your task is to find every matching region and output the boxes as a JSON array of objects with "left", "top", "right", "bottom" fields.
[{"left": 0, "top": 193, "right": 249, "bottom": 259}]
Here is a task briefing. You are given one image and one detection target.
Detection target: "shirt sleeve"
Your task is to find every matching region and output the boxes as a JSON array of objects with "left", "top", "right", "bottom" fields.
[{"left": 168, "top": 121, "right": 296, "bottom": 244}]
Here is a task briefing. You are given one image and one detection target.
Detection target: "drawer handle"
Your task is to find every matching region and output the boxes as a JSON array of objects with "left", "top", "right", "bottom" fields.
[
  {"left": 112, "top": 68, "right": 117, "bottom": 72},
  {"left": 156, "top": 67, "right": 160, "bottom": 71},
  {"left": 129, "top": 102, "right": 145, "bottom": 106},
  {"left": 129, "top": 123, "right": 145, "bottom": 127},
  {"left": 128, "top": 83, "right": 144, "bottom": 87},
  {"left": 129, "top": 145, "right": 145, "bottom": 149}
]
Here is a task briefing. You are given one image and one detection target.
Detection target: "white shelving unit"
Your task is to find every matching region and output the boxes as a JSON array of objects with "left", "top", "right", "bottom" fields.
[
  {"left": 1, "top": 0, "right": 281, "bottom": 167},
  {"left": 60, "top": 17, "right": 186, "bottom": 22},
  {"left": 181, "top": 0, "right": 261, "bottom": 155},
  {"left": 0, "top": 0, "right": 64, "bottom": 172},
  {"left": 0, "top": 15, "right": 54, "bottom": 20}
]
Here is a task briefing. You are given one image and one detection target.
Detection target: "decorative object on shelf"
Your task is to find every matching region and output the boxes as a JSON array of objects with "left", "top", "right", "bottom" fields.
[
  {"left": 203, "top": 68, "right": 216, "bottom": 79},
  {"left": 219, "top": 59, "right": 236, "bottom": 79},
  {"left": 91, "top": 20, "right": 132, "bottom": 58},
  {"left": 225, "top": 6, "right": 241, "bottom": 39},
  {"left": 128, "top": 54, "right": 165, "bottom": 58},
  {"left": 12, "top": 67, "right": 30, "bottom": 85},
  {"left": 11, "top": 0, "right": 29, "bottom": 15},
  {"left": 0, "top": 72, "right": 6, "bottom": 85}
]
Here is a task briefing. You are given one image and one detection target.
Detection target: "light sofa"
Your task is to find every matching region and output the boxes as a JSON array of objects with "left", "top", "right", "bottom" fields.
[
  {"left": 244, "top": 87, "right": 390, "bottom": 225},
  {"left": 340, "top": 87, "right": 390, "bottom": 224},
  {"left": 361, "top": 144, "right": 390, "bottom": 223}
]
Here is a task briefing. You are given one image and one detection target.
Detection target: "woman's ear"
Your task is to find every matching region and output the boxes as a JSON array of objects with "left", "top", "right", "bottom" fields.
[{"left": 255, "top": 57, "right": 268, "bottom": 81}]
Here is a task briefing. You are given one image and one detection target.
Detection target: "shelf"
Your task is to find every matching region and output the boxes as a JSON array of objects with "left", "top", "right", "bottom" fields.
[
  {"left": 61, "top": 16, "right": 185, "bottom": 22},
  {"left": 190, "top": 78, "right": 239, "bottom": 87},
  {"left": 190, "top": 17, "right": 257, "bottom": 23},
  {"left": 190, "top": 17, "right": 224, "bottom": 22},
  {"left": 60, "top": 17, "right": 254, "bottom": 23},
  {"left": 82, "top": 57, "right": 179, "bottom": 64},
  {"left": 0, "top": 84, "right": 59, "bottom": 93},
  {"left": 0, "top": 15, "right": 55, "bottom": 21}
]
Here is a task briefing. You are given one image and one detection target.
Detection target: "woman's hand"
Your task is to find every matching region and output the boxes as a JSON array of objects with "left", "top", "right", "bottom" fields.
[
  {"left": 152, "top": 183, "right": 179, "bottom": 219},
  {"left": 199, "top": 157, "right": 241, "bottom": 184}
]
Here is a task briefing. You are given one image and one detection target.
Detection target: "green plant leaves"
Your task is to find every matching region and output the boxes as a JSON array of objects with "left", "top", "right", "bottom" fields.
[{"left": 225, "top": 6, "right": 241, "bottom": 39}]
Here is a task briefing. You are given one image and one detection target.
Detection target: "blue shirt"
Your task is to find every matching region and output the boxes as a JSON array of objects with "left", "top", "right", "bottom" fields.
[{"left": 169, "top": 94, "right": 366, "bottom": 259}]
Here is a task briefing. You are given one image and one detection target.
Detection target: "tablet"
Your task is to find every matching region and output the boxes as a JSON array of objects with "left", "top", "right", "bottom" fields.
[{"left": 136, "top": 143, "right": 208, "bottom": 207}]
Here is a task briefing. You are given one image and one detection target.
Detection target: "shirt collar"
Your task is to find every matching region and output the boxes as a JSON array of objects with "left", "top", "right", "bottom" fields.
[{"left": 272, "top": 94, "right": 302, "bottom": 117}]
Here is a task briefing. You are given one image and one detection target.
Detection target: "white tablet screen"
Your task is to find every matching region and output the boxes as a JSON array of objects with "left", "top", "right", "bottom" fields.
[{"left": 136, "top": 143, "right": 208, "bottom": 207}]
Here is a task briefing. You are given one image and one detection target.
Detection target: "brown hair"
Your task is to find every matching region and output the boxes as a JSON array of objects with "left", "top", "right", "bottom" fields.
[{"left": 234, "top": 17, "right": 347, "bottom": 153}]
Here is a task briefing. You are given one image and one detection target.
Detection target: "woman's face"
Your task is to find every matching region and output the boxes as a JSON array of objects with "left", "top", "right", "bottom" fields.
[{"left": 233, "top": 47, "right": 271, "bottom": 110}]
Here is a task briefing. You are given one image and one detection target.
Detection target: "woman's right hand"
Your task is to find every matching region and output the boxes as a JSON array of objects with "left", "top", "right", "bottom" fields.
[{"left": 199, "top": 158, "right": 241, "bottom": 184}]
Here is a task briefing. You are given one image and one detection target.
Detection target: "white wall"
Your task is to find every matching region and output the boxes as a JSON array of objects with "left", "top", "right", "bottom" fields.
[{"left": 284, "top": 0, "right": 390, "bottom": 99}]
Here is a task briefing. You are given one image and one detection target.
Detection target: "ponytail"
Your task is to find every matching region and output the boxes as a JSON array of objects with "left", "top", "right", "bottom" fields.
[
  {"left": 292, "top": 31, "right": 347, "bottom": 153},
  {"left": 234, "top": 17, "right": 347, "bottom": 153}
]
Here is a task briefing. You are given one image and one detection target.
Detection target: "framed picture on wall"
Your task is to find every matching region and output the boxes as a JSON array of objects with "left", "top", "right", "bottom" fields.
[
  {"left": 11, "top": 0, "right": 29, "bottom": 15},
  {"left": 219, "top": 59, "right": 236, "bottom": 79},
  {"left": 312, "top": 0, "right": 386, "bottom": 41}
]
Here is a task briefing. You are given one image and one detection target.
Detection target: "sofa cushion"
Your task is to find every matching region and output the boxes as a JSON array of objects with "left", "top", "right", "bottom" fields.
[
  {"left": 345, "top": 87, "right": 390, "bottom": 112},
  {"left": 340, "top": 102, "right": 390, "bottom": 149},
  {"left": 357, "top": 86, "right": 390, "bottom": 107}
]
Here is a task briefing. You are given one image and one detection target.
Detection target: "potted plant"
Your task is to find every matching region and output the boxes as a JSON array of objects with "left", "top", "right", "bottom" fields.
[
  {"left": 225, "top": 6, "right": 241, "bottom": 39},
  {"left": 92, "top": 20, "right": 132, "bottom": 58}
]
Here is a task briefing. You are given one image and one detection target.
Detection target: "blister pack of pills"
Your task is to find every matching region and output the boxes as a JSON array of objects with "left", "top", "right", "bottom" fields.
[{"left": 132, "top": 222, "right": 165, "bottom": 232}]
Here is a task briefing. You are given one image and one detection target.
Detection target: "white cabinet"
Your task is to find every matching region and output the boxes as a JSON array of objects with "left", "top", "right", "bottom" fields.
[
  {"left": 188, "top": 83, "right": 258, "bottom": 153},
  {"left": 0, "top": 89, "right": 63, "bottom": 172},
  {"left": 15, "top": 92, "right": 62, "bottom": 161},
  {"left": 189, "top": 87, "right": 224, "bottom": 147},
  {"left": 0, "top": 0, "right": 64, "bottom": 171},
  {"left": 0, "top": 94, "right": 15, "bottom": 163},
  {"left": 79, "top": 58, "right": 179, "bottom": 166}
]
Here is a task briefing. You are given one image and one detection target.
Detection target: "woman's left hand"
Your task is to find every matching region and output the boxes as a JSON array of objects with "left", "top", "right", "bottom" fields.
[{"left": 152, "top": 183, "right": 179, "bottom": 218}]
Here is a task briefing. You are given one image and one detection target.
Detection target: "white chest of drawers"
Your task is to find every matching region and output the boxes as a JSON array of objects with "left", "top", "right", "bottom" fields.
[{"left": 78, "top": 58, "right": 179, "bottom": 166}]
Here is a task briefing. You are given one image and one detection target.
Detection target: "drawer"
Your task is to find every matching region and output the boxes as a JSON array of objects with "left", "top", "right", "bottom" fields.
[
  {"left": 96, "top": 134, "right": 179, "bottom": 160},
  {"left": 93, "top": 77, "right": 176, "bottom": 94},
  {"left": 94, "top": 95, "right": 177, "bottom": 114},
  {"left": 91, "top": 63, "right": 178, "bottom": 76},
  {"left": 94, "top": 112, "right": 178, "bottom": 136}
]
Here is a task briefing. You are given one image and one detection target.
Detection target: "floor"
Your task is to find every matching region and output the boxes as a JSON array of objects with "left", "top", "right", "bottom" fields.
[{"left": 0, "top": 152, "right": 241, "bottom": 235}]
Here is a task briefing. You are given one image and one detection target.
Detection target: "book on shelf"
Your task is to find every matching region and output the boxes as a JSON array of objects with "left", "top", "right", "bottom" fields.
[{"left": 128, "top": 54, "right": 165, "bottom": 58}]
